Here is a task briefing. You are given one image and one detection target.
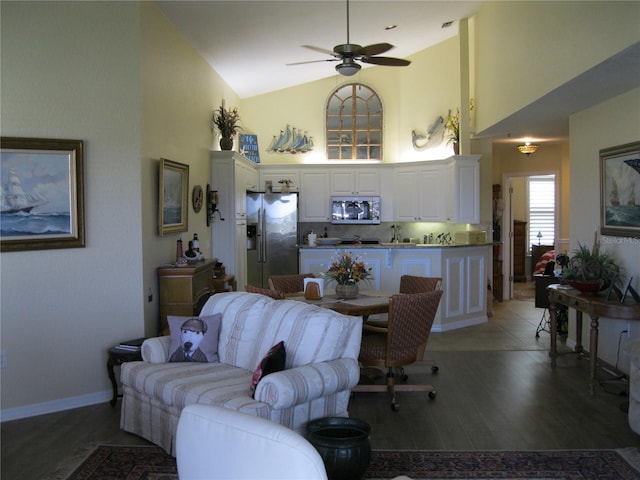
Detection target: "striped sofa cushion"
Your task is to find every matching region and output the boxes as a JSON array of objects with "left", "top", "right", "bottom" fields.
[
  {"left": 120, "top": 360, "right": 269, "bottom": 416},
  {"left": 199, "top": 292, "right": 361, "bottom": 372}
]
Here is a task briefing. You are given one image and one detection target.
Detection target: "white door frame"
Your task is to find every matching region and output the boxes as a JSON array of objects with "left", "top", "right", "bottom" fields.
[{"left": 501, "top": 170, "right": 560, "bottom": 300}]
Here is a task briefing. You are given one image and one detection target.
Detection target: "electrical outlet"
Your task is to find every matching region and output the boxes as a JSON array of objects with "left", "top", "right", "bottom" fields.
[{"left": 1, "top": 350, "right": 7, "bottom": 369}]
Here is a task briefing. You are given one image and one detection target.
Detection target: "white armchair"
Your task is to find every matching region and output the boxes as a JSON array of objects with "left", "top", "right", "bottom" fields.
[{"left": 176, "top": 404, "right": 328, "bottom": 480}]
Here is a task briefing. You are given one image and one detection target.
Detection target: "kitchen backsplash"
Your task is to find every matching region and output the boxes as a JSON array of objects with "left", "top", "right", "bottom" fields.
[{"left": 299, "top": 221, "right": 491, "bottom": 245}]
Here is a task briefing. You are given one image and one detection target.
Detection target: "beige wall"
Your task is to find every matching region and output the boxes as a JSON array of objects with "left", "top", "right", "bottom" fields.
[
  {"left": 240, "top": 37, "right": 461, "bottom": 165},
  {"left": 140, "top": 3, "right": 239, "bottom": 336},
  {"left": 475, "top": 1, "right": 640, "bottom": 134},
  {"left": 0, "top": 1, "right": 144, "bottom": 412},
  {"left": 569, "top": 86, "right": 640, "bottom": 367}
]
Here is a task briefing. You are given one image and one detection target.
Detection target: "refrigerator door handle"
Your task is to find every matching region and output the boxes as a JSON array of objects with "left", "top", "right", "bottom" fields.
[
  {"left": 256, "top": 208, "right": 263, "bottom": 264},
  {"left": 261, "top": 206, "right": 267, "bottom": 263}
]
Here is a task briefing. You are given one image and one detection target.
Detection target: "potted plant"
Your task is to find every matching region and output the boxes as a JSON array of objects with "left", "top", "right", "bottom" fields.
[
  {"left": 211, "top": 103, "right": 241, "bottom": 150},
  {"left": 324, "top": 251, "right": 371, "bottom": 299},
  {"left": 561, "top": 241, "right": 621, "bottom": 295},
  {"left": 445, "top": 107, "right": 460, "bottom": 154}
]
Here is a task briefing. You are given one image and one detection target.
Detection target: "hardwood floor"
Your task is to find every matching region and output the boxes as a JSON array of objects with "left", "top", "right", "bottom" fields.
[{"left": 2, "top": 294, "right": 638, "bottom": 479}]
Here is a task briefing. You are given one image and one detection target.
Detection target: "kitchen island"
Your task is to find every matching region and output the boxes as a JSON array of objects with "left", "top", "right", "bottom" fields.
[{"left": 299, "top": 243, "right": 492, "bottom": 332}]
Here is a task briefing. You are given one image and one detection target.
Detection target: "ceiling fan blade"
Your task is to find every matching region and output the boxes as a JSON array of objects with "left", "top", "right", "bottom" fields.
[
  {"left": 302, "top": 45, "right": 338, "bottom": 57},
  {"left": 360, "top": 43, "right": 394, "bottom": 56},
  {"left": 287, "top": 58, "right": 339, "bottom": 66},
  {"left": 361, "top": 56, "right": 411, "bottom": 67}
]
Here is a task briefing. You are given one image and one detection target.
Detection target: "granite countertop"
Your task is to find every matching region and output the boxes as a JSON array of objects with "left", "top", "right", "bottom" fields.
[{"left": 299, "top": 242, "right": 493, "bottom": 249}]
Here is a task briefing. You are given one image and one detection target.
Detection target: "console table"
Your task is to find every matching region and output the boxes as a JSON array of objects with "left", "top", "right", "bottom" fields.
[{"left": 547, "top": 284, "right": 640, "bottom": 394}]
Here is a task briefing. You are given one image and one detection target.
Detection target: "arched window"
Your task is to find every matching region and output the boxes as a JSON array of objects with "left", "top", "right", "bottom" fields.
[{"left": 326, "top": 83, "right": 382, "bottom": 161}]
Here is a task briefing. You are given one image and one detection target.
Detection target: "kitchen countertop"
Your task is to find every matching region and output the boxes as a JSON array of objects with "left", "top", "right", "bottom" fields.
[{"left": 298, "top": 242, "right": 493, "bottom": 249}]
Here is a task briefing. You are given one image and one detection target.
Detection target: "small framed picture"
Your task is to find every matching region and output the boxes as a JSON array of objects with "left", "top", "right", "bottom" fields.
[
  {"left": 158, "top": 158, "right": 189, "bottom": 236},
  {"left": 1, "top": 137, "right": 85, "bottom": 252}
]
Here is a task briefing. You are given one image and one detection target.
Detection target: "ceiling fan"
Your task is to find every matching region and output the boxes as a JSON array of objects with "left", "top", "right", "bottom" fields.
[{"left": 287, "top": 0, "right": 411, "bottom": 76}]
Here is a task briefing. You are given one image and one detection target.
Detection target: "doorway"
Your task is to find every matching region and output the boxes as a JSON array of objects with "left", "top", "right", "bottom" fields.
[{"left": 501, "top": 171, "right": 559, "bottom": 300}]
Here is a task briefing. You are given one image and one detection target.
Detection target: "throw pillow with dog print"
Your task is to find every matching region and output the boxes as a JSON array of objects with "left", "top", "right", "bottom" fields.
[{"left": 168, "top": 314, "right": 221, "bottom": 363}]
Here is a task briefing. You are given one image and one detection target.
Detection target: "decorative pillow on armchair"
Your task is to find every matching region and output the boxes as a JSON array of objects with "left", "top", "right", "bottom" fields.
[
  {"left": 250, "top": 341, "right": 286, "bottom": 398},
  {"left": 168, "top": 314, "right": 222, "bottom": 363}
]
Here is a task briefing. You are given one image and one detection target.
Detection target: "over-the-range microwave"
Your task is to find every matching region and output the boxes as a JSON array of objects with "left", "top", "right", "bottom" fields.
[{"left": 331, "top": 196, "right": 381, "bottom": 224}]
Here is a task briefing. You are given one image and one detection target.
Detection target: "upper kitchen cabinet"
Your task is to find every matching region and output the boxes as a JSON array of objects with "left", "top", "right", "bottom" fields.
[
  {"left": 394, "top": 163, "right": 444, "bottom": 222},
  {"left": 330, "top": 168, "right": 380, "bottom": 196},
  {"left": 299, "top": 169, "right": 331, "bottom": 222},
  {"left": 445, "top": 156, "right": 480, "bottom": 224},
  {"left": 258, "top": 168, "right": 300, "bottom": 193}
]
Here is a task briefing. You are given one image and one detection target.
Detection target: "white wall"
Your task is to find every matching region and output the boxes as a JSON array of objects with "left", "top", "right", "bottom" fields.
[
  {"left": 1, "top": 2, "right": 144, "bottom": 415},
  {"left": 568, "top": 87, "right": 640, "bottom": 372}
]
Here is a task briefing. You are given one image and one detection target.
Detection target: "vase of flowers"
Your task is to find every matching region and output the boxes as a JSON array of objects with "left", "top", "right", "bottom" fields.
[
  {"left": 211, "top": 102, "right": 241, "bottom": 151},
  {"left": 445, "top": 107, "right": 460, "bottom": 154},
  {"left": 325, "top": 252, "right": 371, "bottom": 299}
]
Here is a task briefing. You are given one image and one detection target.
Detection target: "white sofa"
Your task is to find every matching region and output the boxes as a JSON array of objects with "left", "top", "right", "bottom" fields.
[
  {"left": 120, "top": 292, "right": 363, "bottom": 456},
  {"left": 177, "top": 404, "right": 328, "bottom": 479}
]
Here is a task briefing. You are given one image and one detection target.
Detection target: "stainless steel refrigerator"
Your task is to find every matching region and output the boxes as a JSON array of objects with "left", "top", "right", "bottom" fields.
[{"left": 246, "top": 192, "right": 299, "bottom": 288}]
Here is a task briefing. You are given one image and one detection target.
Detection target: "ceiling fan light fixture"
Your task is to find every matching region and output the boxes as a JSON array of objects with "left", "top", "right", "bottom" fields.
[
  {"left": 336, "top": 61, "right": 361, "bottom": 76},
  {"left": 517, "top": 142, "right": 539, "bottom": 155}
]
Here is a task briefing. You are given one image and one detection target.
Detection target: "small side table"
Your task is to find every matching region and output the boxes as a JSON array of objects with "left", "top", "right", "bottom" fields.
[{"left": 107, "top": 346, "right": 142, "bottom": 407}]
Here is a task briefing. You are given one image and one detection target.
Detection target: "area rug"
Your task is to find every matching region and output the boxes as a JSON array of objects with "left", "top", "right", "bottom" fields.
[{"left": 57, "top": 444, "right": 640, "bottom": 480}]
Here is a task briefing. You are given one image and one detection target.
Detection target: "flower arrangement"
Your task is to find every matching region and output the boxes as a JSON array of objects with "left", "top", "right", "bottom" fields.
[
  {"left": 445, "top": 108, "right": 460, "bottom": 145},
  {"left": 211, "top": 103, "right": 241, "bottom": 138},
  {"left": 278, "top": 179, "right": 293, "bottom": 186},
  {"left": 325, "top": 251, "right": 371, "bottom": 285},
  {"left": 445, "top": 99, "right": 474, "bottom": 146}
]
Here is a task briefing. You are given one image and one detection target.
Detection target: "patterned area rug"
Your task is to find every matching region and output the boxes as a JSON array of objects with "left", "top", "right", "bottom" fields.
[{"left": 58, "top": 444, "right": 640, "bottom": 480}]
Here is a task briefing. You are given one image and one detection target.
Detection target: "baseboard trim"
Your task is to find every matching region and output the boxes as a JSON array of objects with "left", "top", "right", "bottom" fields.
[
  {"left": 1, "top": 390, "right": 112, "bottom": 422},
  {"left": 433, "top": 314, "right": 488, "bottom": 333}
]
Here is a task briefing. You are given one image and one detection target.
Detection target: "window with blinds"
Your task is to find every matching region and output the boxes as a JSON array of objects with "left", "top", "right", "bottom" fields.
[{"left": 528, "top": 175, "right": 556, "bottom": 249}]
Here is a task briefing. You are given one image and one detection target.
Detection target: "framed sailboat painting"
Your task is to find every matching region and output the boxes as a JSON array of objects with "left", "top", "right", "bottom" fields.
[
  {"left": 600, "top": 141, "right": 640, "bottom": 238},
  {"left": 0, "top": 137, "right": 85, "bottom": 252}
]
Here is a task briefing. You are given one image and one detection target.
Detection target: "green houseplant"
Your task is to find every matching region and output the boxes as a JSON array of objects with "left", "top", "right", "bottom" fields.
[
  {"left": 561, "top": 241, "right": 620, "bottom": 294},
  {"left": 211, "top": 103, "right": 241, "bottom": 150}
]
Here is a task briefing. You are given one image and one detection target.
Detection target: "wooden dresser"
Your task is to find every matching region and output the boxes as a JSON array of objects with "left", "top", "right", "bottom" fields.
[
  {"left": 157, "top": 260, "right": 216, "bottom": 335},
  {"left": 513, "top": 220, "right": 527, "bottom": 282}
]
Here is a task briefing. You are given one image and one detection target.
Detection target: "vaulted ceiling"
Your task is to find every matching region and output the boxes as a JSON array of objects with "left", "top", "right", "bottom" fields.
[{"left": 158, "top": 1, "right": 640, "bottom": 143}]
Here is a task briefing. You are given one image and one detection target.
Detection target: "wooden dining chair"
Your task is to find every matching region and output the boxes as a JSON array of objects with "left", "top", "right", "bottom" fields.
[
  {"left": 356, "top": 289, "right": 443, "bottom": 412},
  {"left": 245, "top": 284, "right": 285, "bottom": 300},
  {"left": 267, "top": 273, "right": 315, "bottom": 294},
  {"left": 365, "top": 275, "right": 442, "bottom": 373}
]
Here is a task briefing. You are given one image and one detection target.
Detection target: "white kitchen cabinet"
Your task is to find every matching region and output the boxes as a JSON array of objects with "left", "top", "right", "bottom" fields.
[
  {"left": 445, "top": 156, "right": 480, "bottom": 223},
  {"left": 258, "top": 168, "right": 300, "bottom": 193},
  {"left": 393, "top": 163, "right": 445, "bottom": 222},
  {"left": 330, "top": 168, "right": 380, "bottom": 196},
  {"left": 441, "top": 246, "right": 488, "bottom": 330},
  {"left": 299, "top": 169, "right": 331, "bottom": 222},
  {"left": 211, "top": 152, "right": 256, "bottom": 289}
]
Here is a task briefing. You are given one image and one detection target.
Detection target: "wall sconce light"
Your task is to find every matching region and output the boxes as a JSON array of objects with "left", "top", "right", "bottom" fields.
[
  {"left": 517, "top": 142, "right": 539, "bottom": 155},
  {"left": 206, "top": 184, "right": 224, "bottom": 226}
]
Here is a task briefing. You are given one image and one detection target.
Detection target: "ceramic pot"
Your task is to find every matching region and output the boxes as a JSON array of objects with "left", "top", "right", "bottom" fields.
[
  {"left": 306, "top": 417, "right": 371, "bottom": 480},
  {"left": 280, "top": 184, "right": 290, "bottom": 193},
  {"left": 566, "top": 279, "right": 607, "bottom": 296},
  {"left": 219, "top": 137, "right": 233, "bottom": 151},
  {"left": 336, "top": 283, "right": 359, "bottom": 299}
]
